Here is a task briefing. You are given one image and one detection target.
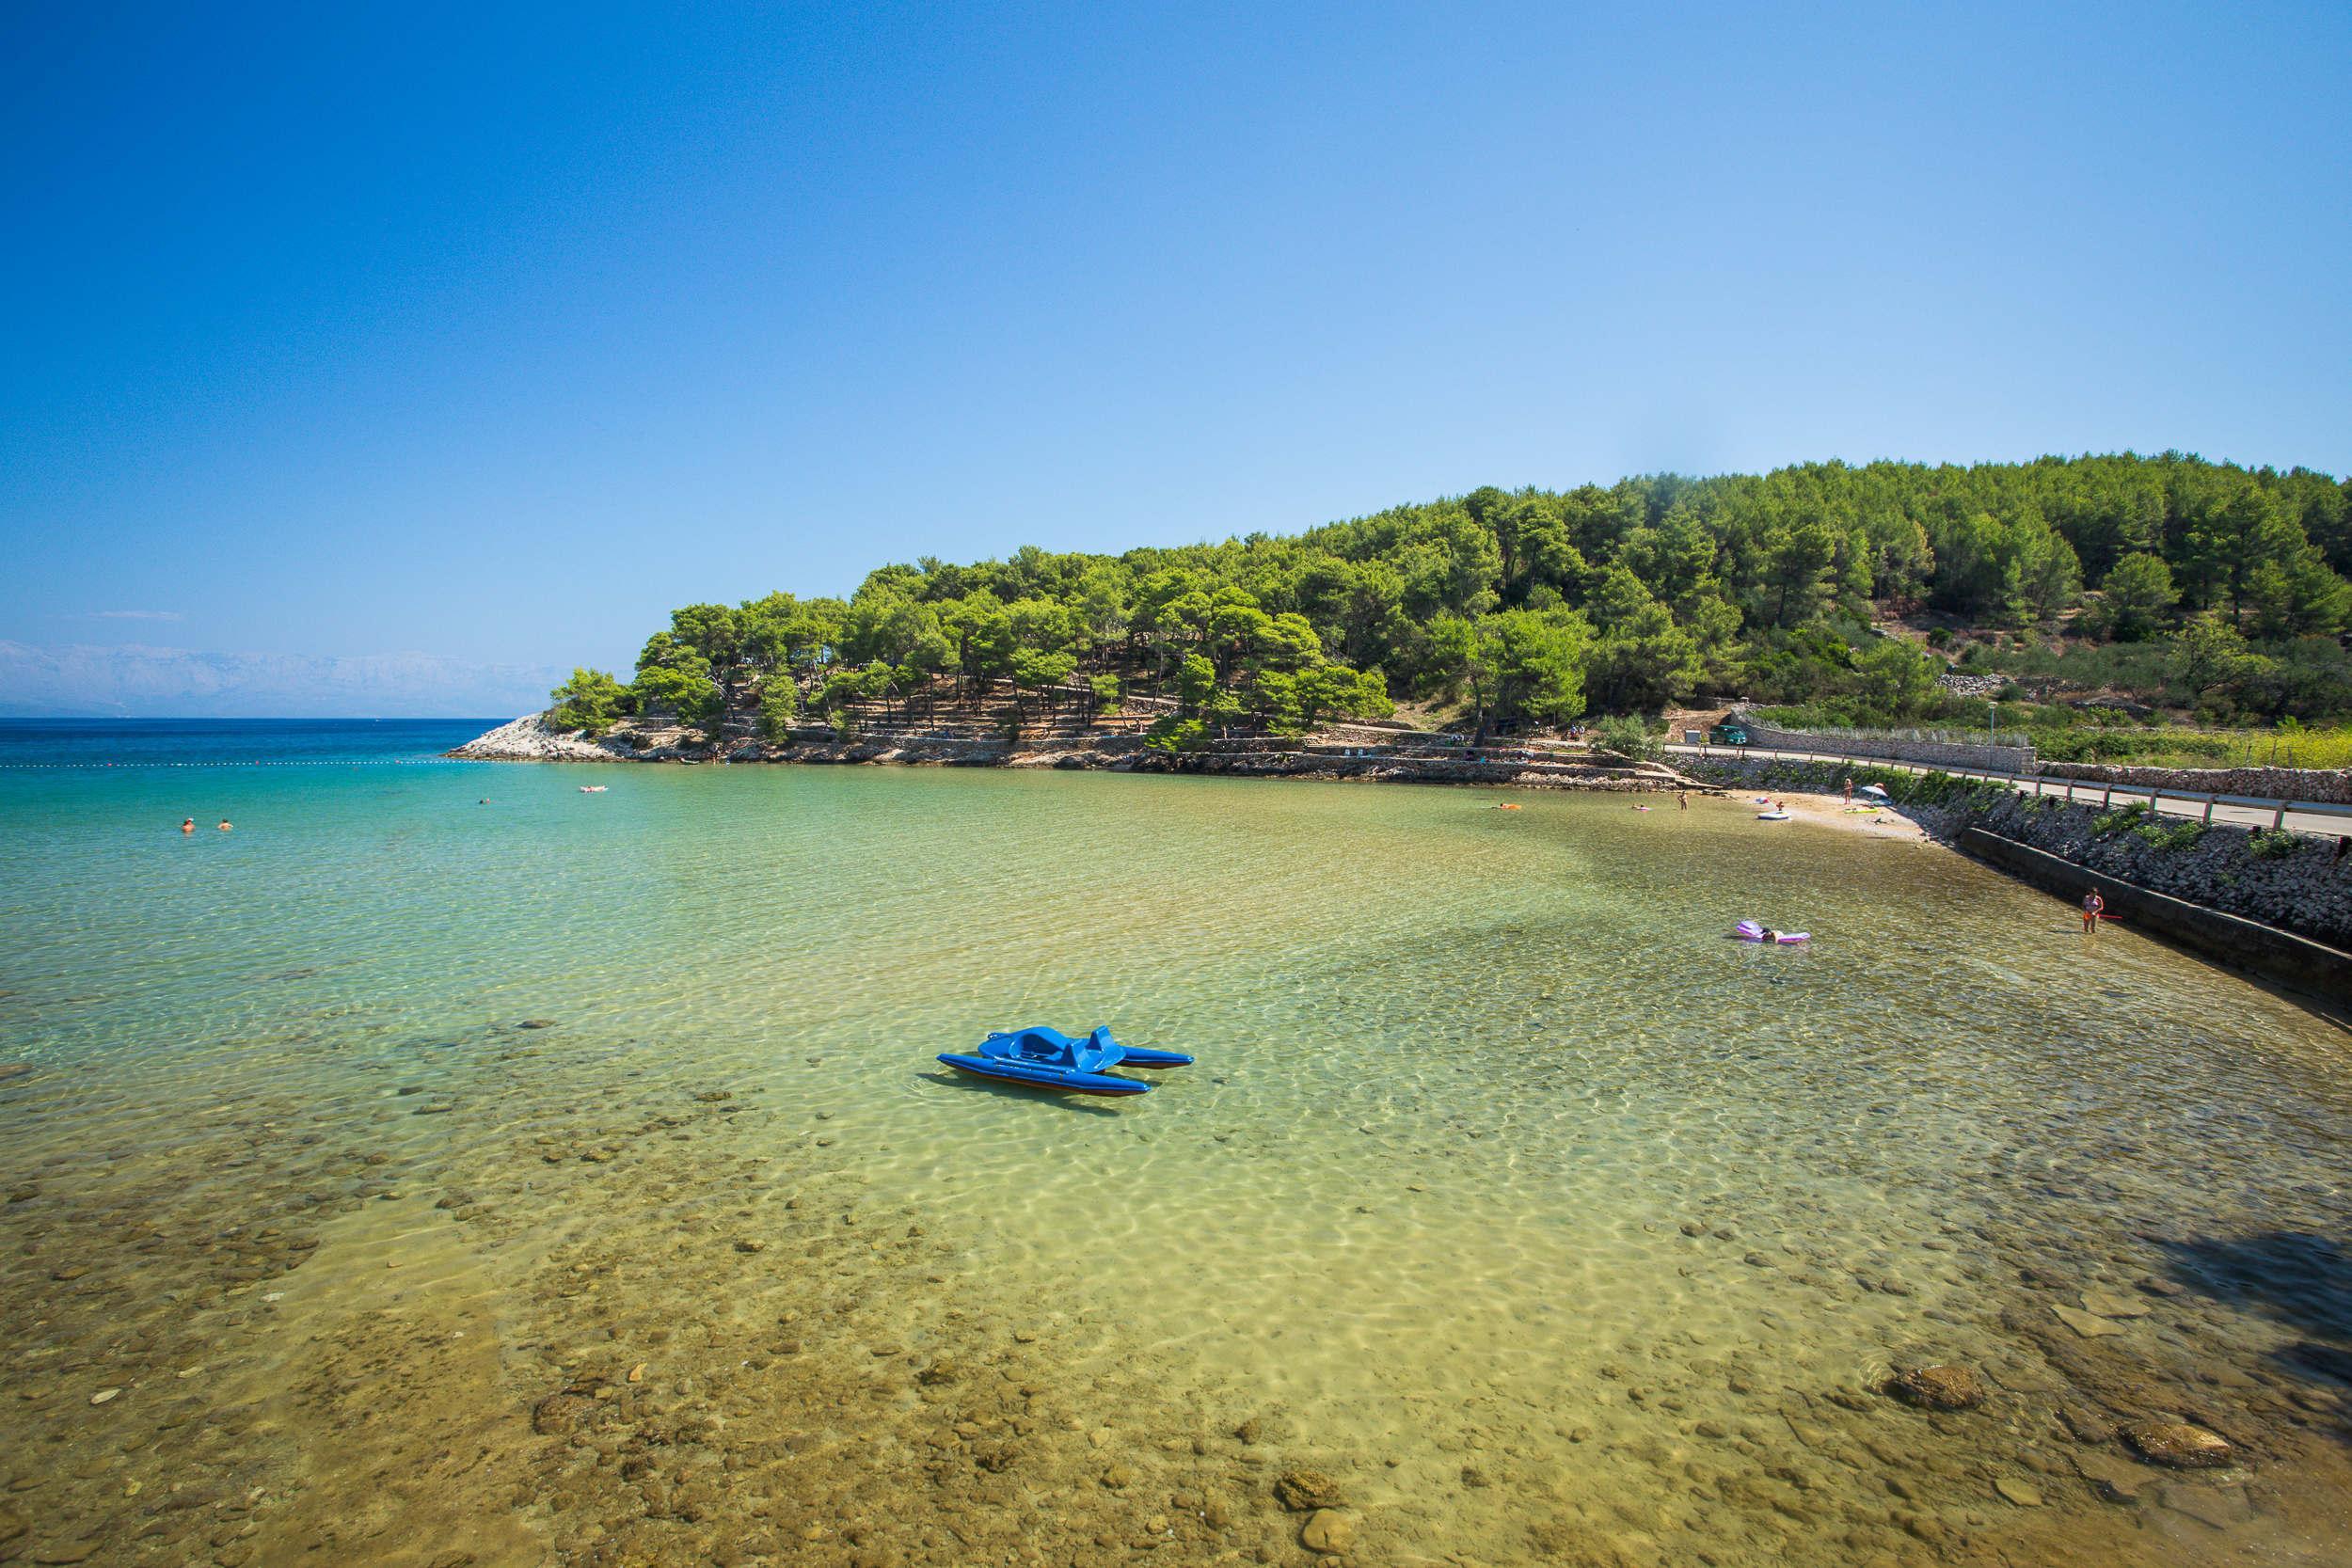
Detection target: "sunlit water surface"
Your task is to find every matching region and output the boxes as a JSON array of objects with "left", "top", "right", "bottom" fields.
[{"left": 2, "top": 726, "right": 2347, "bottom": 1567}]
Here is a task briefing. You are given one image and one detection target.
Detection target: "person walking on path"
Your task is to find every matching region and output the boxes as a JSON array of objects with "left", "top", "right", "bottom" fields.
[{"left": 2081, "top": 888, "right": 2106, "bottom": 932}]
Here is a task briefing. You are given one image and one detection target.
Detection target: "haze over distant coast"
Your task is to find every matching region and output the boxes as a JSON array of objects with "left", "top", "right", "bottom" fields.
[{"left": 0, "top": 640, "right": 561, "bottom": 718}]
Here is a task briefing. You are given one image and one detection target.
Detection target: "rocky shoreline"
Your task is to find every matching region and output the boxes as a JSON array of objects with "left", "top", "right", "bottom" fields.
[
  {"left": 448, "top": 714, "right": 643, "bottom": 762},
  {"left": 449, "top": 713, "right": 1700, "bottom": 792}
]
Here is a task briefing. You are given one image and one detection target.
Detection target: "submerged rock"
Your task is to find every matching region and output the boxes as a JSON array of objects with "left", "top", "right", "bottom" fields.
[
  {"left": 531, "top": 1388, "right": 602, "bottom": 1437},
  {"left": 2058, "top": 1404, "right": 2114, "bottom": 1445},
  {"left": 1273, "top": 1469, "right": 1343, "bottom": 1512},
  {"left": 2121, "top": 1419, "right": 2236, "bottom": 1469},
  {"left": 2073, "top": 1449, "right": 2147, "bottom": 1502},
  {"left": 2051, "top": 1305, "right": 2125, "bottom": 1338},
  {"left": 1883, "top": 1364, "right": 1986, "bottom": 1411},
  {"left": 1299, "top": 1508, "right": 1356, "bottom": 1555},
  {"left": 2161, "top": 1481, "right": 2252, "bottom": 1527}
]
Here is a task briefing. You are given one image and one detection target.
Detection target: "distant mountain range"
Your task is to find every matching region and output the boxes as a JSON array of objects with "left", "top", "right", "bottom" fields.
[{"left": 0, "top": 641, "right": 564, "bottom": 718}]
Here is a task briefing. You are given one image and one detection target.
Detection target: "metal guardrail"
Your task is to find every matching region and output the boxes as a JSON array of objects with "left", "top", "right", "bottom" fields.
[{"left": 1669, "top": 743, "right": 2352, "bottom": 836}]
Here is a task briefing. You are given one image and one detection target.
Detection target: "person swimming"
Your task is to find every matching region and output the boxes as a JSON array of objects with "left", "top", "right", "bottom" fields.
[
  {"left": 181, "top": 817, "right": 195, "bottom": 834},
  {"left": 217, "top": 818, "right": 232, "bottom": 832}
]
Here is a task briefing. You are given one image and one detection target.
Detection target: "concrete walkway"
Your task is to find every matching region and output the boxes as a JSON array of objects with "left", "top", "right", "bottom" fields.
[{"left": 1667, "top": 742, "right": 2352, "bottom": 839}]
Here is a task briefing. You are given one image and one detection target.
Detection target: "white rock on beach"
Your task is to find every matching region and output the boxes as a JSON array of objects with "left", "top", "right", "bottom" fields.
[{"left": 447, "top": 714, "right": 633, "bottom": 762}]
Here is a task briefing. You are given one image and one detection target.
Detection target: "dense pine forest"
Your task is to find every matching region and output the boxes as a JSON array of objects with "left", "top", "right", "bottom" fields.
[{"left": 549, "top": 452, "right": 2352, "bottom": 754}]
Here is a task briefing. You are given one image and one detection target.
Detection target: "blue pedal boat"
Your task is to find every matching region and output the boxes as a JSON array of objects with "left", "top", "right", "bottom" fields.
[{"left": 938, "top": 1025, "right": 1192, "bottom": 1095}]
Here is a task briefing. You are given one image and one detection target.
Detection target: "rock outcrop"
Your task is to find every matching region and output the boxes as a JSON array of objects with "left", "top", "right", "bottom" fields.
[{"left": 448, "top": 714, "right": 636, "bottom": 762}]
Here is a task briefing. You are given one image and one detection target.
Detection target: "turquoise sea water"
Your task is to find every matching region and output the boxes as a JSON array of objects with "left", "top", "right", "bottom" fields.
[{"left": 1, "top": 721, "right": 2347, "bottom": 1567}]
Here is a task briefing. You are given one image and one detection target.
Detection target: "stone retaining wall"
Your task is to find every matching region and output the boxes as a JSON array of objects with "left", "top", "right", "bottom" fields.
[
  {"left": 1728, "top": 713, "right": 2037, "bottom": 774},
  {"left": 2036, "top": 761, "right": 2352, "bottom": 807},
  {"left": 1133, "top": 750, "right": 1674, "bottom": 789},
  {"left": 1691, "top": 753, "right": 2352, "bottom": 959},
  {"left": 1958, "top": 830, "right": 2351, "bottom": 1014}
]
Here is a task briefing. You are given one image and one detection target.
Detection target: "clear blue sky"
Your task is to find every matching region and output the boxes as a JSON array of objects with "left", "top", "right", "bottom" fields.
[{"left": 3, "top": 1, "right": 2347, "bottom": 696}]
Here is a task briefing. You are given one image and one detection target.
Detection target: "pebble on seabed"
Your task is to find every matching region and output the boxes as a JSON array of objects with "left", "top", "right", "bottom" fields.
[{"left": 2122, "top": 1419, "right": 2237, "bottom": 1469}]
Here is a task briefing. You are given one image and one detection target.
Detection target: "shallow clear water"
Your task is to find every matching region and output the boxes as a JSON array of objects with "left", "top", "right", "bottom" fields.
[{"left": 2, "top": 728, "right": 2348, "bottom": 1567}]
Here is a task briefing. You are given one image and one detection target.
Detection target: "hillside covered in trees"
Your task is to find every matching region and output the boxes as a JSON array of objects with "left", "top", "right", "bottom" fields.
[{"left": 548, "top": 452, "right": 2352, "bottom": 751}]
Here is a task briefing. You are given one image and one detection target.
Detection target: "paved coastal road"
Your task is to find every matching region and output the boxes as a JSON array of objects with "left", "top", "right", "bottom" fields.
[{"left": 1664, "top": 743, "right": 2352, "bottom": 840}]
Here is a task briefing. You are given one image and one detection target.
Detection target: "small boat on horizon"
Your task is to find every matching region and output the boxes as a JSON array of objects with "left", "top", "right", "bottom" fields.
[{"left": 938, "top": 1025, "right": 1192, "bottom": 1096}]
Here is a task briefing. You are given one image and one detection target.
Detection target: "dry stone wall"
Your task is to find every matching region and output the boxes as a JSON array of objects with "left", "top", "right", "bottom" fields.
[
  {"left": 1728, "top": 712, "right": 2038, "bottom": 774},
  {"left": 2037, "top": 761, "right": 2352, "bottom": 807}
]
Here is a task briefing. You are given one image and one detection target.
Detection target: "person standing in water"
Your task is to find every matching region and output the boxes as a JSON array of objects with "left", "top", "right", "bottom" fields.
[
  {"left": 217, "top": 818, "right": 232, "bottom": 832},
  {"left": 181, "top": 817, "right": 195, "bottom": 834},
  {"left": 2081, "top": 888, "right": 2105, "bottom": 931}
]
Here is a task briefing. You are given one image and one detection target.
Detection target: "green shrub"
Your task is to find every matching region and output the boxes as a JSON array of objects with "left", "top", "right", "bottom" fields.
[
  {"left": 1591, "top": 714, "right": 1661, "bottom": 763},
  {"left": 2132, "top": 819, "right": 2206, "bottom": 851},
  {"left": 756, "top": 681, "right": 798, "bottom": 740},
  {"left": 1144, "top": 716, "right": 1210, "bottom": 753},
  {"left": 2249, "top": 829, "right": 2300, "bottom": 860},
  {"left": 2093, "top": 802, "right": 2150, "bottom": 834}
]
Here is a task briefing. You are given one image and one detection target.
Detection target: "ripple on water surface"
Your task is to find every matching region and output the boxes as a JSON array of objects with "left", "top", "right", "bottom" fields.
[{"left": 0, "top": 759, "right": 2347, "bottom": 1567}]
